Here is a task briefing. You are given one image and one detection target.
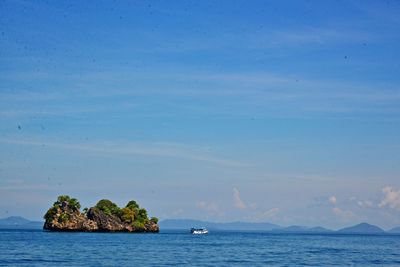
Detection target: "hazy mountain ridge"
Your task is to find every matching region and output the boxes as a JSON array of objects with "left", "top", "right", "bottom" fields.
[
  {"left": 159, "top": 219, "right": 280, "bottom": 231},
  {"left": 161, "top": 219, "right": 397, "bottom": 234},
  {"left": 272, "top": 225, "right": 332, "bottom": 233},
  {"left": 0, "top": 216, "right": 42, "bottom": 229},
  {"left": 388, "top": 226, "right": 400, "bottom": 233},
  {"left": 2, "top": 217, "right": 399, "bottom": 234},
  {"left": 337, "top": 223, "right": 385, "bottom": 234}
]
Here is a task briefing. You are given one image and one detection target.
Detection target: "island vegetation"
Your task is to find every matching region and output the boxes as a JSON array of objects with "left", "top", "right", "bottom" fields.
[{"left": 43, "top": 195, "right": 159, "bottom": 232}]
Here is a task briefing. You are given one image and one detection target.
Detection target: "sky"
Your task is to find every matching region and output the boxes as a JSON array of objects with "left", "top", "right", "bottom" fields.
[{"left": 1, "top": 0, "right": 400, "bottom": 229}]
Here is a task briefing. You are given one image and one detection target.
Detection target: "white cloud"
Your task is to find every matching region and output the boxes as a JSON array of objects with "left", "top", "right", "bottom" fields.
[
  {"left": 349, "top": 196, "right": 374, "bottom": 208},
  {"left": 357, "top": 200, "right": 373, "bottom": 208},
  {"left": 332, "top": 207, "right": 356, "bottom": 221},
  {"left": 329, "top": 196, "right": 337, "bottom": 205},
  {"left": 379, "top": 186, "right": 400, "bottom": 210},
  {"left": 233, "top": 188, "right": 246, "bottom": 209},
  {"left": 196, "top": 201, "right": 219, "bottom": 213}
]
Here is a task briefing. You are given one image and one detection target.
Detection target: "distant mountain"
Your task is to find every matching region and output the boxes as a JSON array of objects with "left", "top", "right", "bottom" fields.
[
  {"left": 273, "top": 225, "right": 332, "bottom": 233},
  {"left": 159, "top": 219, "right": 280, "bottom": 231},
  {"left": 337, "top": 223, "right": 384, "bottom": 234},
  {"left": 388, "top": 227, "right": 400, "bottom": 234},
  {"left": 275, "top": 225, "right": 308, "bottom": 232},
  {"left": 0, "top": 216, "right": 31, "bottom": 225},
  {"left": 308, "top": 226, "right": 332, "bottom": 233},
  {"left": 0, "top": 216, "right": 42, "bottom": 229},
  {"left": 159, "top": 219, "right": 216, "bottom": 230},
  {"left": 2, "top": 216, "right": 398, "bottom": 234},
  {"left": 219, "top": 221, "right": 281, "bottom": 231}
]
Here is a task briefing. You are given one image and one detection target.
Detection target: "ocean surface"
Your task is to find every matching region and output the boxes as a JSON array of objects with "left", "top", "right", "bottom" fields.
[{"left": 1, "top": 229, "right": 400, "bottom": 266}]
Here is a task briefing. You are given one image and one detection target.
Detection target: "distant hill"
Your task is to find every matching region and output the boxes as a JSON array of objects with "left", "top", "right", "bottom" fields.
[
  {"left": 337, "top": 223, "right": 384, "bottom": 234},
  {"left": 161, "top": 220, "right": 398, "bottom": 234},
  {"left": 0, "top": 216, "right": 42, "bottom": 229},
  {"left": 2, "top": 216, "right": 396, "bottom": 234},
  {"left": 273, "top": 225, "right": 332, "bottom": 233},
  {"left": 388, "top": 226, "right": 400, "bottom": 234},
  {"left": 219, "top": 221, "right": 281, "bottom": 231},
  {"left": 308, "top": 226, "right": 333, "bottom": 233},
  {"left": 159, "top": 219, "right": 280, "bottom": 231},
  {"left": 159, "top": 219, "right": 216, "bottom": 230},
  {"left": 0, "top": 216, "right": 31, "bottom": 225},
  {"left": 274, "top": 225, "right": 308, "bottom": 232}
]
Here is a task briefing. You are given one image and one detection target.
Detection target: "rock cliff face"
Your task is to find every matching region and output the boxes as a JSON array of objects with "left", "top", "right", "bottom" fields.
[
  {"left": 43, "top": 201, "right": 97, "bottom": 231},
  {"left": 43, "top": 196, "right": 159, "bottom": 233},
  {"left": 86, "top": 207, "right": 126, "bottom": 231}
]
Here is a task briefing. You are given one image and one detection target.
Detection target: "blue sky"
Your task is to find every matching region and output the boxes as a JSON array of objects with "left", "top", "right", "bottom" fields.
[{"left": 1, "top": 0, "right": 400, "bottom": 229}]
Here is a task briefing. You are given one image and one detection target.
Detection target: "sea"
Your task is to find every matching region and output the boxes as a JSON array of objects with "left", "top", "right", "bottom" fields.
[{"left": 1, "top": 229, "right": 400, "bottom": 266}]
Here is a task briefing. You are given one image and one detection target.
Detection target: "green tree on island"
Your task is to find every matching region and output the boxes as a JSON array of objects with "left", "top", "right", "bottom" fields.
[
  {"left": 95, "top": 199, "right": 122, "bottom": 217},
  {"left": 121, "top": 207, "right": 135, "bottom": 223},
  {"left": 54, "top": 195, "right": 81, "bottom": 211}
]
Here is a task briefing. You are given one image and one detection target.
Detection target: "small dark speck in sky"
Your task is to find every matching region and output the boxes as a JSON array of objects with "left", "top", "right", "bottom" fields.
[
  {"left": 17, "top": 125, "right": 21, "bottom": 130},
  {"left": 344, "top": 56, "right": 348, "bottom": 59}
]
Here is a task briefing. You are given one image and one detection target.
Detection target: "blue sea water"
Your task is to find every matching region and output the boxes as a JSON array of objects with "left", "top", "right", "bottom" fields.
[{"left": 1, "top": 229, "right": 400, "bottom": 266}]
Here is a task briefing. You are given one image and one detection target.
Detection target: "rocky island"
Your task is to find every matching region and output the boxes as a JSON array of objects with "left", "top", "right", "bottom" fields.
[{"left": 43, "top": 195, "right": 159, "bottom": 233}]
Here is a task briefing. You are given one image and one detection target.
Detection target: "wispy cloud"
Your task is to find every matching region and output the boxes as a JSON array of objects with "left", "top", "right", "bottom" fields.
[
  {"left": 1, "top": 68, "right": 400, "bottom": 120},
  {"left": 127, "top": 26, "right": 371, "bottom": 52},
  {"left": 261, "top": 207, "right": 280, "bottom": 219},
  {"left": 196, "top": 201, "right": 219, "bottom": 213},
  {"left": 357, "top": 200, "right": 373, "bottom": 208},
  {"left": 245, "top": 27, "right": 371, "bottom": 49},
  {"left": 233, "top": 188, "right": 246, "bottom": 209},
  {"left": 327, "top": 195, "right": 358, "bottom": 222},
  {"left": 245, "top": 207, "right": 280, "bottom": 222},
  {"left": 332, "top": 207, "right": 357, "bottom": 221},
  {"left": 0, "top": 138, "right": 244, "bottom": 167},
  {"left": 195, "top": 200, "right": 225, "bottom": 219}
]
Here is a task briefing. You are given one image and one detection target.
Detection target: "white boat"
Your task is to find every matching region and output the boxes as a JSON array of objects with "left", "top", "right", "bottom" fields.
[{"left": 191, "top": 227, "right": 208, "bottom": 234}]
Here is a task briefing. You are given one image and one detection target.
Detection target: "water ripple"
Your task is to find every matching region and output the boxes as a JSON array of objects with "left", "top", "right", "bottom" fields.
[{"left": 1, "top": 230, "right": 400, "bottom": 266}]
